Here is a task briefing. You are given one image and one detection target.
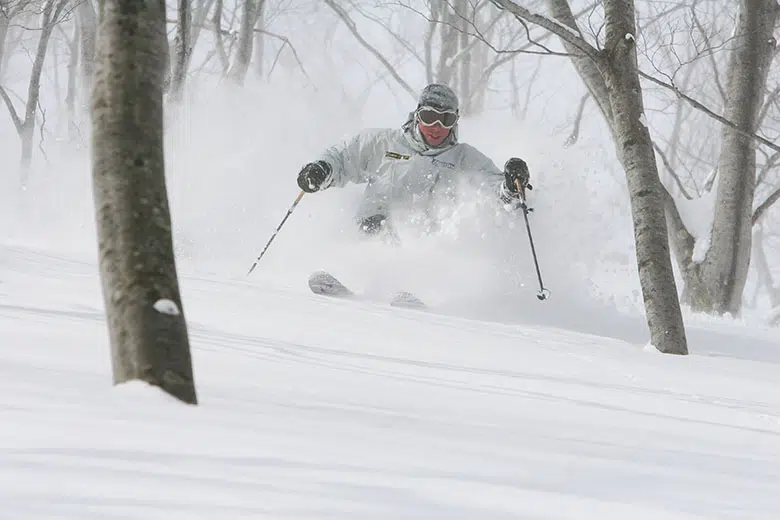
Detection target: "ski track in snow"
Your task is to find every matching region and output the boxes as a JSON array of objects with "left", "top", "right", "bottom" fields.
[{"left": 0, "top": 244, "right": 779, "bottom": 519}]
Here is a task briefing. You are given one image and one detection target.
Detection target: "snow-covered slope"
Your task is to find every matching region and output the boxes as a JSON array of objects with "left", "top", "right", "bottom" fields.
[{"left": 1, "top": 243, "right": 778, "bottom": 519}]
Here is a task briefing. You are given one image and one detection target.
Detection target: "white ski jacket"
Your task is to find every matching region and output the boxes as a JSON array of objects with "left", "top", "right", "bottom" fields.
[{"left": 317, "top": 120, "right": 510, "bottom": 224}]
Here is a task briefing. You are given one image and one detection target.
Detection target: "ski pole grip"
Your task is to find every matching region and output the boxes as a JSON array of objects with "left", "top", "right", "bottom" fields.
[{"left": 514, "top": 179, "right": 527, "bottom": 203}]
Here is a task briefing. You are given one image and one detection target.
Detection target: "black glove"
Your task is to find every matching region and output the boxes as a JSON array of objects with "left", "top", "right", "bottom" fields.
[
  {"left": 297, "top": 160, "right": 332, "bottom": 193},
  {"left": 359, "top": 214, "right": 387, "bottom": 235},
  {"left": 503, "top": 157, "right": 531, "bottom": 194}
]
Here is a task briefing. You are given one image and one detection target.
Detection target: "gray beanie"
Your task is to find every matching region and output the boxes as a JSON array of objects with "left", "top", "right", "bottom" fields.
[{"left": 418, "top": 83, "right": 459, "bottom": 112}]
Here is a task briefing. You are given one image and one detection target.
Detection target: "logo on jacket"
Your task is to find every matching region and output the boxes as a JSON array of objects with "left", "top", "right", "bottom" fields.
[
  {"left": 432, "top": 158, "right": 455, "bottom": 169},
  {"left": 384, "top": 151, "right": 411, "bottom": 160}
]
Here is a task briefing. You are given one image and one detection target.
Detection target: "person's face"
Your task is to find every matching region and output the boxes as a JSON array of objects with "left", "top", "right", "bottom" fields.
[
  {"left": 418, "top": 121, "right": 451, "bottom": 147},
  {"left": 416, "top": 106, "right": 458, "bottom": 147}
]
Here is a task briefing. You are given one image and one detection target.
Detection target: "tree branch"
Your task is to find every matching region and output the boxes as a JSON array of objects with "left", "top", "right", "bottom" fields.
[
  {"left": 0, "top": 84, "right": 23, "bottom": 133},
  {"left": 661, "top": 182, "right": 697, "bottom": 271},
  {"left": 253, "top": 28, "right": 312, "bottom": 85},
  {"left": 638, "top": 69, "right": 780, "bottom": 155},
  {"left": 404, "top": 0, "right": 570, "bottom": 57},
  {"left": 653, "top": 141, "right": 693, "bottom": 200},
  {"left": 352, "top": 1, "right": 425, "bottom": 68},
  {"left": 488, "top": 0, "right": 600, "bottom": 60},
  {"left": 37, "top": 98, "right": 49, "bottom": 164},
  {"left": 753, "top": 187, "right": 780, "bottom": 225},
  {"left": 323, "top": 0, "right": 416, "bottom": 99},
  {"left": 564, "top": 92, "right": 588, "bottom": 147}
]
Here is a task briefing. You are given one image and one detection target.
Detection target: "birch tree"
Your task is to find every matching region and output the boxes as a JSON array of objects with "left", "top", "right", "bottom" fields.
[
  {"left": 664, "top": 0, "right": 779, "bottom": 315},
  {"left": 92, "top": 0, "right": 197, "bottom": 403},
  {"left": 490, "top": 0, "right": 688, "bottom": 354},
  {"left": 0, "top": 0, "right": 68, "bottom": 179}
]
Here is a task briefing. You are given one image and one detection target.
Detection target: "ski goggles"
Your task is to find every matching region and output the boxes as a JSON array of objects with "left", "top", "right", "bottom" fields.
[{"left": 416, "top": 106, "right": 459, "bottom": 129}]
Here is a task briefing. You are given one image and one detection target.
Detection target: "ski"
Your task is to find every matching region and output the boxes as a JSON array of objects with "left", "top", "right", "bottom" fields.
[
  {"left": 307, "top": 270, "right": 426, "bottom": 309},
  {"left": 390, "top": 291, "right": 426, "bottom": 309},
  {"left": 308, "top": 270, "right": 355, "bottom": 298}
]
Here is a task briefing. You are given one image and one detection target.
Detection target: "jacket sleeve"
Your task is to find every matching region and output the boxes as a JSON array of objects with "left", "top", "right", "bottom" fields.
[
  {"left": 458, "top": 144, "right": 516, "bottom": 203},
  {"left": 316, "top": 129, "right": 392, "bottom": 189}
]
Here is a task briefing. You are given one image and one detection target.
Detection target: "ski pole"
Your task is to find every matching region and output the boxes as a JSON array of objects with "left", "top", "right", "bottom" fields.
[
  {"left": 247, "top": 190, "right": 305, "bottom": 275},
  {"left": 515, "top": 179, "right": 550, "bottom": 301}
]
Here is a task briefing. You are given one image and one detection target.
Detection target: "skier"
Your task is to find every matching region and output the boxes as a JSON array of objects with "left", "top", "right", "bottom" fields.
[{"left": 296, "top": 83, "right": 532, "bottom": 236}]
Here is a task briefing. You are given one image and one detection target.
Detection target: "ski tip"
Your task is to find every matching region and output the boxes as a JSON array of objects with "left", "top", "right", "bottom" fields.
[
  {"left": 390, "top": 291, "right": 426, "bottom": 309},
  {"left": 308, "top": 270, "right": 354, "bottom": 298}
]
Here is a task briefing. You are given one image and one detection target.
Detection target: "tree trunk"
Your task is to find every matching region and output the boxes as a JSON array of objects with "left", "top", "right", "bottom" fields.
[
  {"left": 679, "top": 0, "right": 779, "bottom": 315},
  {"left": 489, "top": 0, "right": 688, "bottom": 354},
  {"left": 228, "top": 0, "right": 259, "bottom": 84},
  {"left": 0, "top": 12, "right": 9, "bottom": 82},
  {"left": 601, "top": 0, "right": 688, "bottom": 355},
  {"left": 19, "top": 120, "right": 34, "bottom": 174},
  {"left": 212, "top": 0, "right": 229, "bottom": 75},
  {"left": 17, "top": 0, "right": 67, "bottom": 180},
  {"left": 0, "top": 0, "right": 28, "bottom": 82},
  {"left": 77, "top": 0, "right": 97, "bottom": 87},
  {"left": 753, "top": 226, "right": 780, "bottom": 311},
  {"left": 423, "top": 1, "right": 440, "bottom": 84},
  {"left": 91, "top": 0, "right": 197, "bottom": 404},
  {"left": 65, "top": 22, "right": 78, "bottom": 140},
  {"left": 190, "top": 0, "right": 216, "bottom": 55},
  {"left": 253, "top": 0, "right": 265, "bottom": 78},
  {"left": 170, "top": 0, "right": 192, "bottom": 101},
  {"left": 456, "top": 0, "right": 472, "bottom": 115},
  {"left": 436, "top": 5, "right": 458, "bottom": 84},
  {"left": 548, "top": 0, "right": 615, "bottom": 135}
]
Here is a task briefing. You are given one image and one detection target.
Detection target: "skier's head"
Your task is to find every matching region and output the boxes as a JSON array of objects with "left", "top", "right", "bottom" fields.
[{"left": 415, "top": 83, "right": 459, "bottom": 148}]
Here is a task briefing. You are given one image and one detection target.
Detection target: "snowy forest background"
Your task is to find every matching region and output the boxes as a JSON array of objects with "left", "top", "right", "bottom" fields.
[
  {"left": 1, "top": 0, "right": 779, "bottom": 333},
  {"left": 2, "top": 2, "right": 780, "bottom": 515}
]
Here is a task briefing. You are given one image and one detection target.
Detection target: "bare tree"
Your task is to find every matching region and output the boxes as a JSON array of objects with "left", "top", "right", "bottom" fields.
[
  {"left": 77, "top": 0, "right": 97, "bottom": 85},
  {"left": 253, "top": 0, "right": 265, "bottom": 77},
  {"left": 170, "top": 0, "right": 192, "bottom": 100},
  {"left": 0, "top": 0, "right": 31, "bottom": 80},
  {"left": 0, "top": 0, "right": 68, "bottom": 179},
  {"left": 62, "top": 22, "right": 78, "bottom": 137},
  {"left": 436, "top": 0, "right": 519, "bottom": 115},
  {"left": 0, "top": 3, "right": 14, "bottom": 79},
  {"left": 753, "top": 225, "right": 780, "bottom": 319},
  {"left": 490, "top": 0, "right": 688, "bottom": 354},
  {"left": 186, "top": 0, "right": 216, "bottom": 69},
  {"left": 228, "top": 0, "right": 264, "bottom": 84},
  {"left": 324, "top": 0, "right": 416, "bottom": 98},
  {"left": 666, "top": 0, "right": 779, "bottom": 315},
  {"left": 210, "top": 0, "right": 230, "bottom": 74},
  {"left": 91, "top": 0, "right": 197, "bottom": 403}
]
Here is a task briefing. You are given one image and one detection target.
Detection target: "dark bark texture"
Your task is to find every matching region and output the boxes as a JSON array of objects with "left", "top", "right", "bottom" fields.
[{"left": 92, "top": 0, "right": 197, "bottom": 404}]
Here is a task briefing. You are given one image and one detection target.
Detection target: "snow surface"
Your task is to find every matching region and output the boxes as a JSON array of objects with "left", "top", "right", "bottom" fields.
[
  {"left": 0, "top": 80, "right": 778, "bottom": 519},
  {"left": 1, "top": 241, "right": 779, "bottom": 519}
]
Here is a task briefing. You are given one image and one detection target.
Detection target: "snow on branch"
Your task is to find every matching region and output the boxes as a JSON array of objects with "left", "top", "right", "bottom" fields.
[{"left": 488, "top": 0, "right": 599, "bottom": 60}]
